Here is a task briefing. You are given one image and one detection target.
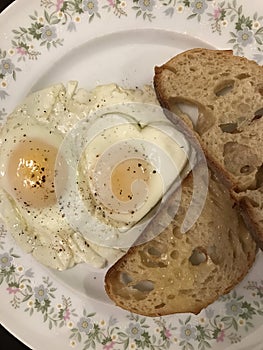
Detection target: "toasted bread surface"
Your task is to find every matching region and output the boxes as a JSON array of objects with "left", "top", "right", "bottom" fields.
[
  {"left": 105, "top": 173, "right": 257, "bottom": 316},
  {"left": 154, "top": 48, "right": 263, "bottom": 248}
]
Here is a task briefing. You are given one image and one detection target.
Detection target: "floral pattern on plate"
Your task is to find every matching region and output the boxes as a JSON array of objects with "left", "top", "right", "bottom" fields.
[
  {"left": 1, "top": 227, "right": 263, "bottom": 349},
  {"left": 1, "top": 1, "right": 263, "bottom": 349},
  {"left": 0, "top": 0, "right": 263, "bottom": 106}
]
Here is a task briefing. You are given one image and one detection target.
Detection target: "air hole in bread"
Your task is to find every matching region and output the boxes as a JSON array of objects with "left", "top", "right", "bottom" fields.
[
  {"left": 236, "top": 73, "right": 251, "bottom": 80},
  {"left": 221, "top": 72, "right": 231, "bottom": 77},
  {"left": 203, "top": 275, "right": 215, "bottom": 284},
  {"left": 170, "top": 250, "right": 179, "bottom": 259},
  {"left": 214, "top": 80, "right": 234, "bottom": 96},
  {"left": 240, "top": 165, "right": 251, "bottom": 174},
  {"left": 155, "top": 302, "right": 165, "bottom": 309},
  {"left": 223, "top": 142, "right": 260, "bottom": 177},
  {"left": 120, "top": 272, "right": 133, "bottom": 285},
  {"left": 173, "top": 227, "right": 184, "bottom": 239},
  {"left": 157, "top": 261, "right": 168, "bottom": 268},
  {"left": 167, "top": 294, "right": 175, "bottom": 300},
  {"left": 132, "top": 280, "right": 155, "bottom": 292},
  {"left": 219, "top": 122, "right": 238, "bottom": 133},
  {"left": 189, "top": 247, "right": 207, "bottom": 266},
  {"left": 139, "top": 246, "right": 168, "bottom": 268}
]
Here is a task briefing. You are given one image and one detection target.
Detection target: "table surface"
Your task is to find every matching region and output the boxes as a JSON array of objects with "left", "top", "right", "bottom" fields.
[{"left": 0, "top": 3, "right": 31, "bottom": 350}]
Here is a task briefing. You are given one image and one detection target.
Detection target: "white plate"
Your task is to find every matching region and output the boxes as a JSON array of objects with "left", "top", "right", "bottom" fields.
[{"left": 1, "top": 1, "right": 263, "bottom": 349}]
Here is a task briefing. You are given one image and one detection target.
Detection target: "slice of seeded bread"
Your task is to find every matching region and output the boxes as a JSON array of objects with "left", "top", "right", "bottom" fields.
[
  {"left": 104, "top": 172, "right": 257, "bottom": 316},
  {"left": 153, "top": 48, "right": 263, "bottom": 249}
]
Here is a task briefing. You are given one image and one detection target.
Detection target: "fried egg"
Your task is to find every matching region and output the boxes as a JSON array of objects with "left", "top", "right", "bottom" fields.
[
  {"left": 56, "top": 103, "right": 190, "bottom": 248},
  {"left": 0, "top": 81, "right": 190, "bottom": 269},
  {"left": 0, "top": 107, "right": 111, "bottom": 270}
]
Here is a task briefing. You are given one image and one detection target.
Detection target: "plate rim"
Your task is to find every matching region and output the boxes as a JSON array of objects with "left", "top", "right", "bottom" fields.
[{"left": 0, "top": 1, "right": 263, "bottom": 349}]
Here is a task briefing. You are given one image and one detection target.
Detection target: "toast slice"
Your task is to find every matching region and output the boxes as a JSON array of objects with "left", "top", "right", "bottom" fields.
[
  {"left": 154, "top": 48, "right": 263, "bottom": 249},
  {"left": 104, "top": 172, "right": 257, "bottom": 316}
]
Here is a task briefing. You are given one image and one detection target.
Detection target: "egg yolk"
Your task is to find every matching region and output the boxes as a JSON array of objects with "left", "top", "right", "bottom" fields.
[
  {"left": 111, "top": 158, "right": 156, "bottom": 204},
  {"left": 7, "top": 138, "right": 59, "bottom": 208}
]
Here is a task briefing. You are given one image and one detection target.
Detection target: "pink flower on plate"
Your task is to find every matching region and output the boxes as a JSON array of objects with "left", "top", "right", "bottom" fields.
[
  {"left": 56, "top": 0, "right": 64, "bottom": 12},
  {"left": 63, "top": 308, "right": 70, "bottom": 321},
  {"left": 7, "top": 287, "right": 20, "bottom": 294},
  {"left": 164, "top": 329, "right": 172, "bottom": 338},
  {"left": 213, "top": 7, "right": 221, "bottom": 20},
  {"left": 216, "top": 330, "right": 225, "bottom": 342},
  {"left": 17, "top": 47, "right": 27, "bottom": 56},
  {"left": 103, "top": 341, "right": 115, "bottom": 350},
  {"left": 107, "top": 0, "right": 114, "bottom": 6}
]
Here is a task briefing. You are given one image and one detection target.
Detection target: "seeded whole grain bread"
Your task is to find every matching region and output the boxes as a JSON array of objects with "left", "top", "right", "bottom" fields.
[
  {"left": 153, "top": 48, "right": 263, "bottom": 249},
  {"left": 105, "top": 173, "right": 257, "bottom": 316}
]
